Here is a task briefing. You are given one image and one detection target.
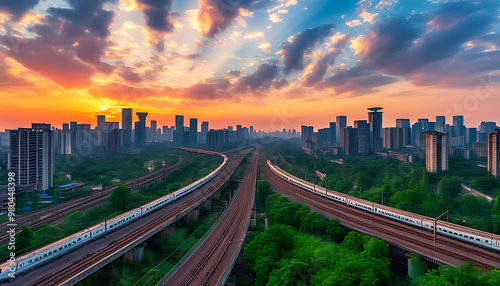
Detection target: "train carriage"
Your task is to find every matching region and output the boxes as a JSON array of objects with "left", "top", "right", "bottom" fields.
[{"left": 267, "top": 160, "right": 500, "bottom": 253}]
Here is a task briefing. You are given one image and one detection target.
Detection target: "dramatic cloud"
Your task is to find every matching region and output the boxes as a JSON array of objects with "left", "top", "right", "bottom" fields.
[
  {"left": 197, "top": 0, "right": 272, "bottom": 37},
  {"left": 136, "top": 0, "right": 175, "bottom": 33},
  {"left": 0, "top": 0, "right": 39, "bottom": 21},
  {"left": 226, "top": 70, "right": 241, "bottom": 77},
  {"left": 88, "top": 83, "right": 156, "bottom": 102},
  {"left": 258, "top": 42, "right": 272, "bottom": 53},
  {"left": 180, "top": 77, "right": 232, "bottom": 100},
  {"left": 0, "top": 57, "right": 33, "bottom": 90},
  {"left": 277, "top": 24, "right": 335, "bottom": 74},
  {"left": 301, "top": 33, "right": 352, "bottom": 87},
  {"left": 0, "top": 0, "right": 117, "bottom": 88},
  {"left": 353, "top": 1, "right": 500, "bottom": 87},
  {"left": 320, "top": 66, "right": 398, "bottom": 96},
  {"left": 235, "top": 62, "right": 279, "bottom": 93}
]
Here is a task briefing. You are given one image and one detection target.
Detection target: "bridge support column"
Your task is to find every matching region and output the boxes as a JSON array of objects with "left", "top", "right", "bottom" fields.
[
  {"left": 212, "top": 188, "right": 221, "bottom": 200},
  {"left": 201, "top": 198, "right": 211, "bottom": 210},
  {"left": 125, "top": 242, "right": 147, "bottom": 264},
  {"left": 404, "top": 252, "right": 413, "bottom": 276},
  {"left": 160, "top": 225, "right": 175, "bottom": 239},
  {"left": 184, "top": 207, "right": 199, "bottom": 224}
]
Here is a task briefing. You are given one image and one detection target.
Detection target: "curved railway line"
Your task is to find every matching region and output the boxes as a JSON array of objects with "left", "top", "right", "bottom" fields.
[
  {"left": 0, "top": 154, "right": 184, "bottom": 247},
  {"left": 262, "top": 155, "right": 500, "bottom": 271},
  {"left": 25, "top": 148, "right": 252, "bottom": 286},
  {"left": 164, "top": 151, "right": 258, "bottom": 286}
]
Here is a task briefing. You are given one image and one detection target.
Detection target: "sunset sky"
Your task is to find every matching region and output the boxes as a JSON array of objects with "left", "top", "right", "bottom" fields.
[{"left": 0, "top": 0, "right": 499, "bottom": 131}]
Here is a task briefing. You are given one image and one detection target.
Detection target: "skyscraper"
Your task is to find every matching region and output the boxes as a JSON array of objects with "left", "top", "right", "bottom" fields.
[
  {"left": 340, "top": 127, "right": 358, "bottom": 155},
  {"left": 201, "top": 121, "right": 209, "bottom": 144},
  {"left": 174, "top": 115, "right": 185, "bottom": 144},
  {"left": 96, "top": 115, "right": 106, "bottom": 146},
  {"left": 122, "top": 108, "right": 132, "bottom": 148},
  {"left": 190, "top": 118, "right": 198, "bottom": 144},
  {"left": 301, "top": 125, "right": 314, "bottom": 147},
  {"left": 453, "top": 115, "right": 464, "bottom": 127},
  {"left": 336, "top": 116, "right": 347, "bottom": 144},
  {"left": 368, "top": 107, "right": 383, "bottom": 152},
  {"left": 329, "top": 122, "right": 336, "bottom": 144},
  {"left": 488, "top": 130, "right": 500, "bottom": 177},
  {"left": 354, "top": 120, "right": 369, "bottom": 154},
  {"left": 9, "top": 124, "right": 54, "bottom": 191},
  {"left": 418, "top": 119, "right": 429, "bottom": 131},
  {"left": 383, "top": 127, "right": 406, "bottom": 150},
  {"left": 150, "top": 120, "right": 157, "bottom": 142},
  {"left": 396, "top": 119, "right": 411, "bottom": 146},
  {"left": 135, "top": 112, "right": 148, "bottom": 147},
  {"left": 396, "top": 119, "right": 410, "bottom": 128},
  {"left": 426, "top": 131, "right": 449, "bottom": 173},
  {"left": 436, "top": 116, "right": 446, "bottom": 132},
  {"left": 70, "top": 121, "right": 78, "bottom": 150}
]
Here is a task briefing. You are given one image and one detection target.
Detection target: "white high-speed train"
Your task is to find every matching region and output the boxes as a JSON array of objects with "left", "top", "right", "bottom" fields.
[
  {"left": 267, "top": 160, "right": 500, "bottom": 252},
  {"left": 0, "top": 154, "right": 228, "bottom": 282}
]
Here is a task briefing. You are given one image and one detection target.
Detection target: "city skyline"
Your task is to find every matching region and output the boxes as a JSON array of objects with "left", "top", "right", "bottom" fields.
[{"left": 1, "top": 0, "right": 499, "bottom": 130}]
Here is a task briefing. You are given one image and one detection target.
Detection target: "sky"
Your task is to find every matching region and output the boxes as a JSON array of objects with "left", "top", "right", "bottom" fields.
[{"left": 0, "top": 0, "right": 499, "bottom": 131}]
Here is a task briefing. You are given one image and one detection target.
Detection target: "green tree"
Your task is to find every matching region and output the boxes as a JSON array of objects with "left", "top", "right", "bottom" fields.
[
  {"left": 256, "top": 180, "right": 273, "bottom": 213},
  {"left": 341, "top": 231, "right": 370, "bottom": 253},
  {"left": 107, "top": 185, "right": 137, "bottom": 212},
  {"left": 16, "top": 226, "right": 35, "bottom": 251},
  {"left": 439, "top": 177, "right": 462, "bottom": 198},
  {"left": 325, "top": 218, "right": 345, "bottom": 243},
  {"left": 409, "top": 253, "right": 426, "bottom": 286}
]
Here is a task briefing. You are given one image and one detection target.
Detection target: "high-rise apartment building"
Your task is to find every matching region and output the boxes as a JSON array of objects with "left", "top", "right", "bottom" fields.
[
  {"left": 9, "top": 124, "right": 54, "bottom": 191},
  {"left": 368, "top": 107, "right": 383, "bottom": 152},
  {"left": 190, "top": 118, "right": 198, "bottom": 144},
  {"left": 135, "top": 112, "right": 148, "bottom": 147},
  {"left": 122, "top": 108, "right": 132, "bottom": 148},
  {"left": 426, "top": 131, "right": 449, "bottom": 173},
  {"left": 336, "top": 116, "right": 347, "bottom": 144},
  {"left": 488, "top": 130, "right": 500, "bottom": 177},
  {"left": 354, "top": 120, "right": 369, "bottom": 154},
  {"left": 150, "top": 120, "right": 157, "bottom": 142}
]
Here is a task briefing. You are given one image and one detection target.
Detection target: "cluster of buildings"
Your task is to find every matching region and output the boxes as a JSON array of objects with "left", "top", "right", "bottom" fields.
[
  {"left": 0, "top": 109, "right": 298, "bottom": 192},
  {"left": 301, "top": 107, "right": 500, "bottom": 176},
  {"left": 2, "top": 106, "right": 498, "bottom": 194}
]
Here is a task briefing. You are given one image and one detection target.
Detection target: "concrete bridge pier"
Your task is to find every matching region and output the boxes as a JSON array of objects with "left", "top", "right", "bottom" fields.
[
  {"left": 125, "top": 242, "right": 147, "bottom": 264},
  {"left": 184, "top": 207, "right": 200, "bottom": 224},
  {"left": 212, "top": 188, "right": 221, "bottom": 200},
  {"left": 201, "top": 198, "right": 211, "bottom": 210},
  {"left": 160, "top": 225, "right": 175, "bottom": 239}
]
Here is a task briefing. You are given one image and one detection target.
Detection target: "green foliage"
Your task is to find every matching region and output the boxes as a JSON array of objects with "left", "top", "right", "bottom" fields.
[
  {"left": 409, "top": 253, "right": 426, "bottom": 286},
  {"left": 256, "top": 180, "right": 273, "bottom": 213},
  {"left": 419, "top": 263, "right": 500, "bottom": 286},
  {"left": 341, "top": 231, "right": 371, "bottom": 253},
  {"left": 325, "top": 218, "right": 345, "bottom": 243},
  {"left": 15, "top": 226, "right": 34, "bottom": 251},
  {"left": 106, "top": 185, "right": 138, "bottom": 212},
  {"left": 243, "top": 225, "right": 296, "bottom": 286},
  {"left": 438, "top": 178, "right": 462, "bottom": 198}
]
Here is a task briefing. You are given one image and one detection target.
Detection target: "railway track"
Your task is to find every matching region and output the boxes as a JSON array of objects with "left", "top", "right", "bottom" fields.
[
  {"left": 0, "top": 155, "right": 184, "bottom": 247},
  {"left": 165, "top": 151, "right": 258, "bottom": 286},
  {"left": 28, "top": 149, "right": 252, "bottom": 286},
  {"left": 262, "top": 156, "right": 500, "bottom": 271}
]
